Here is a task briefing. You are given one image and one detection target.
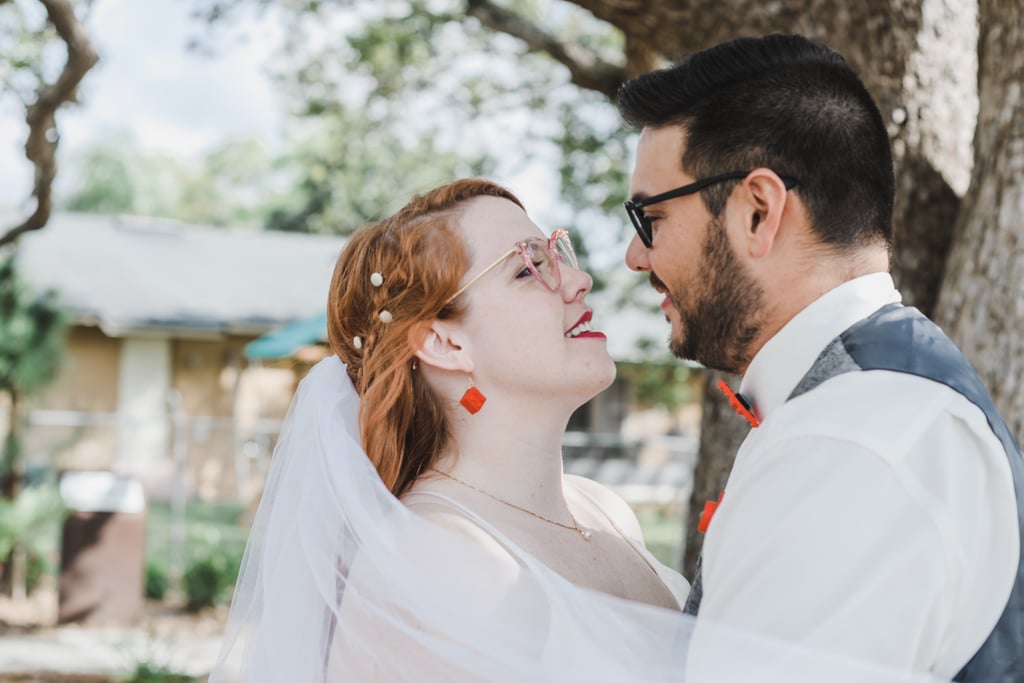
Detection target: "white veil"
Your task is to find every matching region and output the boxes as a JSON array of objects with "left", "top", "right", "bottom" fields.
[{"left": 209, "top": 356, "right": 949, "bottom": 683}]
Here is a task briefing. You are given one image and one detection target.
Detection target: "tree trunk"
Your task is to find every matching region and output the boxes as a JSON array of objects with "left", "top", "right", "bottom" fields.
[
  {"left": 1, "top": 390, "right": 26, "bottom": 599},
  {"left": 564, "top": 0, "right": 974, "bottom": 573},
  {"left": 936, "top": 0, "right": 1024, "bottom": 440},
  {"left": 683, "top": 371, "right": 749, "bottom": 576},
  {"left": 2, "top": 390, "right": 22, "bottom": 500}
]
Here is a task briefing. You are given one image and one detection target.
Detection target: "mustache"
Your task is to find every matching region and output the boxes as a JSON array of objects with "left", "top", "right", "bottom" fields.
[{"left": 649, "top": 272, "right": 668, "bottom": 292}]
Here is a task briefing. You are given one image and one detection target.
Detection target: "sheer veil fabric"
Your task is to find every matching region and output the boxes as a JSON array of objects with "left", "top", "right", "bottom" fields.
[{"left": 210, "top": 357, "right": 949, "bottom": 683}]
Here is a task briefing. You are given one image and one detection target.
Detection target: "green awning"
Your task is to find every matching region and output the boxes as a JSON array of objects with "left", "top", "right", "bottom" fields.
[{"left": 245, "top": 311, "right": 328, "bottom": 359}]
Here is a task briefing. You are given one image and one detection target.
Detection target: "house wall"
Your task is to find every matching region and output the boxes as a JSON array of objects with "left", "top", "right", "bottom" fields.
[
  {"left": 169, "top": 338, "right": 303, "bottom": 501},
  {"left": 18, "top": 326, "right": 307, "bottom": 502},
  {"left": 18, "top": 324, "right": 699, "bottom": 506},
  {"left": 22, "top": 326, "right": 122, "bottom": 471},
  {"left": 117, "top": 337, "right": 172, "bottom": 465}
]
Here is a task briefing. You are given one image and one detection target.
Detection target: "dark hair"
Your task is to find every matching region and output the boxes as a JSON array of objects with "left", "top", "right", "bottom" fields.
[
  {"left": 617, "top": 34, "right": 894, "bottom": 248},
  {"left": 327, "top": 179, "right": 523, "bottom": 497}
]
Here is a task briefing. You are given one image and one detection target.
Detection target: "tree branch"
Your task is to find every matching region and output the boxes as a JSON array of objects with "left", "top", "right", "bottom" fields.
[
  {"left": 0, "top": 0, "right": 99, "bottom": 248},
  {"left": 465, "top": 0, "right": 626, "bottom": 100}
]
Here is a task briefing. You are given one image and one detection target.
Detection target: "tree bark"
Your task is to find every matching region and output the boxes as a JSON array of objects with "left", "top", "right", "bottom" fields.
[
  {"left": 0, "top": 0, "right": 99, "bottom": 247},
  {"left": 556, "top": 0, "right": 971, "bottom": 312},
  {"left": 539, "top": 0, "right": 975, "bottom": 570},
  {"left": 683, "top": 371, "right": 749, "bottom": 576},
  {"left": 936, "top": 0, "right": 1024, "bottom": 440}
]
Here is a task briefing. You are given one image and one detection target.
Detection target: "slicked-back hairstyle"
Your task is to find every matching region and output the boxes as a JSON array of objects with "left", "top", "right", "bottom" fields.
[
  {"left": 617, "top": 34, "right": 895, "bottom": 248},
  {"left": 327, "top": 179, "right": 524, "bottom": 497}
]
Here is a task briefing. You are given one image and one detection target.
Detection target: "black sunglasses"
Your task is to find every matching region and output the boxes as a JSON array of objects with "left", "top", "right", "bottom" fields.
[{"left": 624, "top": 171, "right": 798, "bottom": 248}]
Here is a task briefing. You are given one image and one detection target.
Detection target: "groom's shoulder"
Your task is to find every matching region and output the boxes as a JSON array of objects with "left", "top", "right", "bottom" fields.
[{"left": 771, "top": 369, "right": 993, "bottom": 462}]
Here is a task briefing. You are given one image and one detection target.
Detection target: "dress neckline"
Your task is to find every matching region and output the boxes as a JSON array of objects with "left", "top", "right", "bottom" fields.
[{"left": 402, "top": 478, "right": 683, "bottom": 610}]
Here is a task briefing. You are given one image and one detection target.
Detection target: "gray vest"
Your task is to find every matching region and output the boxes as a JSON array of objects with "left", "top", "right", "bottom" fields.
[{"left": 685, "top": 303, "right": 1024, "bottom": 681}]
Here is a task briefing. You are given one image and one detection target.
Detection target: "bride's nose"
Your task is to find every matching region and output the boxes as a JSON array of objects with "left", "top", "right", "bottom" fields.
[{"left": 561, "top": 265, "right": 592, "bottom": 302}]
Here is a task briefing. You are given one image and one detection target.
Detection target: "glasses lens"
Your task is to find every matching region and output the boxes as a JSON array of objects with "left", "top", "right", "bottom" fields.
[
  {"left": 524, "top": 240, "right": 558, "bottom": 289},
  {"left": 623, "top": 203, "right": 652, "bottom": 248},
  {"left": 551, "top": 231, "right": 578, "bottom": 270},
  {"left": 634, "top": 212, "right": 652, "bottom": 247}
]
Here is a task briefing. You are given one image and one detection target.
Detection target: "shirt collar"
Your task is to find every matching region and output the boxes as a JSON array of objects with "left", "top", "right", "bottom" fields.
[{"left": 739, "top": 272, "right": 902, "bottom": 423}]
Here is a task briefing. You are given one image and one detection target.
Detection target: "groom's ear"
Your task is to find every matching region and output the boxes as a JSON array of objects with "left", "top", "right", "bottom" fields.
[{"left": 411, "top": 320, "right": 473, "bottom": 373}]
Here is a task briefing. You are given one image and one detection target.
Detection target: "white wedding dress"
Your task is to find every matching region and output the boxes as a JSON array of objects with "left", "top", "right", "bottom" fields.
[{"left": 209, "top": 357, "right": 949, "bottom": 683}]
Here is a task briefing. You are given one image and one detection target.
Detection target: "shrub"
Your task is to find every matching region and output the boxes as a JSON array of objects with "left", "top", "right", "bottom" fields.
[
  {"left": 125, "top": 661, "right": 194, "bottom": 682},
  {"left": 145, "top": 562, "right": 169, "bottom": 601},
  {"left": 182, "top": 549, "right": 241, "bottom": 611},
  {"left": 25, "top": 549, "right": 48, "bottom": 594},
  {"left": 183, "top": 558, "right": 220, "bottom": 611}
]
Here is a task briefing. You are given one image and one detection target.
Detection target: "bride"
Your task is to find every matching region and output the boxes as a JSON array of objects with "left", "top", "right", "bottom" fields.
[{"left": 210, "top": 179, "right": 947, "bottom": 682}]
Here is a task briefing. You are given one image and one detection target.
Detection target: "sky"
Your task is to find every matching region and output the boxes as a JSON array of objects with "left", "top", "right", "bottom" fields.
[{"left": 0, "top": 0, "right": 286, "bottom": 211}]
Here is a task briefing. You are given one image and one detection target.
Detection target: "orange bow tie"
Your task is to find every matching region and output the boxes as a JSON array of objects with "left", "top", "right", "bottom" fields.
[{"left": 717, "top": 380, "right": 761, "bottom": 428}]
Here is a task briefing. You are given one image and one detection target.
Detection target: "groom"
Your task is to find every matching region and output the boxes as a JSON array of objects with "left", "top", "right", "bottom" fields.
[{"left": 616, "top": 34, "right": 1022, "bottom": 680}]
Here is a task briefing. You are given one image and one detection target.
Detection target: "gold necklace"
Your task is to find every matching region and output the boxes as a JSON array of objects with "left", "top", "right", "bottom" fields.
[{"left": 429, "top": 469, "right": 592, "bottom": 541}]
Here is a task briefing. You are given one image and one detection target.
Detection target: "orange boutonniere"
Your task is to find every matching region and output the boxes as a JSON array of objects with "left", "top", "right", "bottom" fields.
[{"left": 698, "top": 490, "right": 725, "bottom": 533}]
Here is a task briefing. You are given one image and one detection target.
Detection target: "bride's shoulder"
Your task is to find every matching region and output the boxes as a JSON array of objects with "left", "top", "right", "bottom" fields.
[
  {"left": 403, "top": 493, "right": 517, "bottom": 564},
  {"left": 564, "top": 475, "right": 644, "bottom": 543}
]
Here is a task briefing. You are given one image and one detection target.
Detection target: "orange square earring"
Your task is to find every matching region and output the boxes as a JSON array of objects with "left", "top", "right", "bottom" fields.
[{"left": 459, "top": 377, "right": 486, "bottom": 414}]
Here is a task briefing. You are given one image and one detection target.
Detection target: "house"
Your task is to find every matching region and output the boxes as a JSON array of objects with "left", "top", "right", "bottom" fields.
[
  {"left": 10, "top": 212, "right": 696, "bottom": 504},
  {"left": 12, "top": 212, "right": 345, "bottom": 500}
]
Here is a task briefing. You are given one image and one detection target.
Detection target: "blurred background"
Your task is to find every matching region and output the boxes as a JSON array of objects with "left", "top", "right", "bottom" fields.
[{"left": 0, "top": 0, "right": 1021, "bottom": 680}]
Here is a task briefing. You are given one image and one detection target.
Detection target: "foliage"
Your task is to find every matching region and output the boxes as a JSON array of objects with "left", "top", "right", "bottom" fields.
[
  {"left": 124, "top": 662, "right": 196, "bottom": 683},
  {"left": 61, "top": 137, "right": 285, "bottom": 230},
  {"left": 182, "top": 549, "right": 241, "bottom": 611},
  {"left": 0, "top": 483, "right": 63, "bottom": 559},
  {"left": 0, "top": 256, "right": 66, "bottom": 398},
  {"left": 0, "top": 483, "right": 62, "bottom": 596},
  {"left": 23, "top": 546, "right": 48, "bottom": 593},
  {"left": 0, "top": 0, "right": 99, "bottom": 247},
  {"left": 0, "top": 255, "right": 67, "bottom": 487},
  {"left": 192, "top": 0, "right": 634, "bottom": 251},
  {"left": 145, "top": 562, "right": 169, "bottom": 601},
  {"left": 145, "top": 500, "right": 248, "bottom": 578},
  {"left": 635, "top": 504, "right": 685, "bottom": 571},
  {"left": 264, "top": 112, "right": 486, "bottom": 234},
  {"left": 0, "top": 0, "right": 87, "bottom": 105},
  {"left": 617, "top": 361, "right": 697, "bottom": 412}
]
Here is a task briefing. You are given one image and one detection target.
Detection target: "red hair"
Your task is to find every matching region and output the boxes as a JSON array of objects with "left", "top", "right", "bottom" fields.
[{"left": 327, "top": 179, "right": 523, "bottom": 496}]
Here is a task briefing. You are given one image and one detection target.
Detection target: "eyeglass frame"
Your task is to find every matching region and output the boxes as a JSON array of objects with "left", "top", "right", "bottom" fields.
[
  {"left": 624, "top": 170, "right": 798, "bottom": 248},
  {"left": 446, "top": 228, "right": 578, "bottom": 304}
]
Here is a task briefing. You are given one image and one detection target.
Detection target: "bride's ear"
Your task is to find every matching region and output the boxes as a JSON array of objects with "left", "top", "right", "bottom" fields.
[{"left": 410, "top": 320, "right": 473, "bottom": 373}]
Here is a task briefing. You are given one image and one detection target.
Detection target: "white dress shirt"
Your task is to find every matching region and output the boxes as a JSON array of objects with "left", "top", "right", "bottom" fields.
[{"left": 698, "top": 273, "right": 1019, "bottom": 678}]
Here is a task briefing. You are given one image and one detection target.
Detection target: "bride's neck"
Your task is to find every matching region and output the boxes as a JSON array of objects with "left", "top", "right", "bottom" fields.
[{"left": 434, "top": 409, "right": 571, "bottom": 513}]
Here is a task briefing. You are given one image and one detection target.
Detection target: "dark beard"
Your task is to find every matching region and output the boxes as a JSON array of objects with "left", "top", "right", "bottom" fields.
[{"left": 667, "top": 216, "right": 764, "bottom": 373}]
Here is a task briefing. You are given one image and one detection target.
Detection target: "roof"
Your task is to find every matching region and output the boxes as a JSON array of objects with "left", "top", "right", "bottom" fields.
[
  {"left": 13, "top": 212, "right": 346, "bottom": 338},
  {"left": 13, "top": 211, "right": 678, "bottom": 362}
]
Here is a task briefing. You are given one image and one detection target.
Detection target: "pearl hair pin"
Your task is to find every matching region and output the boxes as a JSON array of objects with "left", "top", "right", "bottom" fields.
[{"left": 370, "top": 272, "right": 384, "bottom": 287}]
